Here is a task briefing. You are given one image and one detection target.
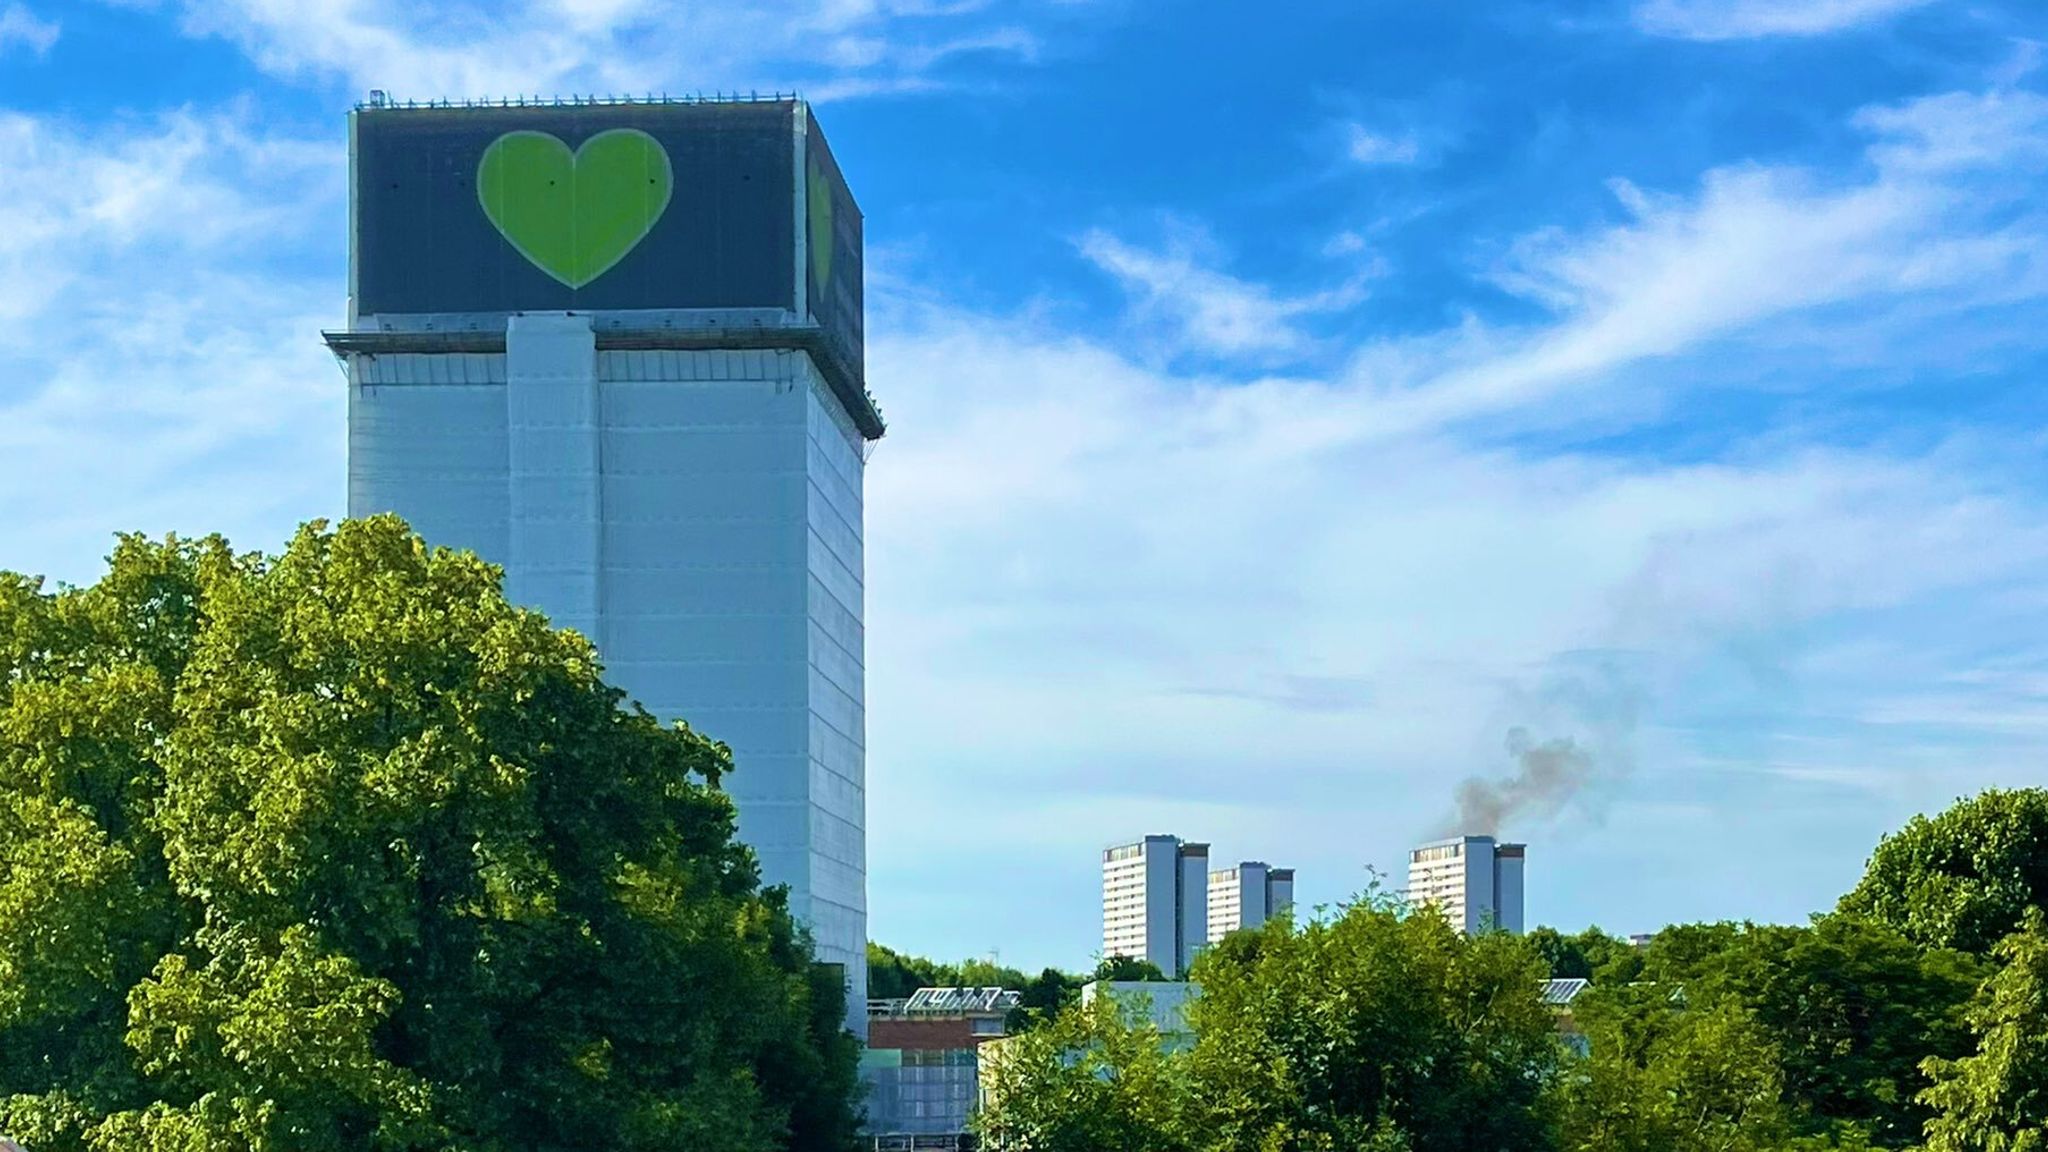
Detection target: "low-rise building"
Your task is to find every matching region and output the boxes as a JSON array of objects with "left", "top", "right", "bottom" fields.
[
  {"left": 864, "top": 986, "right": 1021, "bottom": 1150},
  {"left": 1080, "top": 979, "right": 1199, "bottom": 1048},
  {"left": 1542, "top": 977, "right": 1591, "bottom": 1055}
]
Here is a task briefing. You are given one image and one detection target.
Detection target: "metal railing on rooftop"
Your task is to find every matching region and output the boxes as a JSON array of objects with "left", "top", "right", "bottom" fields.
[{"left": 354, "top": 91, "right": 801, "bottom": 112}]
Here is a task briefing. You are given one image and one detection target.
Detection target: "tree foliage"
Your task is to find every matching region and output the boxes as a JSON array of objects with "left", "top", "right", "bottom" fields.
[
  {"left": 1559, "top": 991, "right": 1793, "bottom": 1152},
  {"left": 863, "top": 944, "right": 1153, "bottom": 1034},
  {"left": 0, "top": 518, "right": 859, "bottom": 1152},
  {"left": 973, "top": 992, "right": 1194, "bottom": 1152},
  {"left": 1186, "top": 901, "right": 1560, "bottom": 1152},
  {"left": 977, "top": 899, "right": 1561, "bottom": 1152},
  {"left": 1093, "top": 955, "right": 1170, "bottom": 983},
  {"left": 1612, "top": 916, "right": 1984, "bottom": 1146},
  {"left": 1919, "top": 910, "right": 2048, "bottom": 1152},
  {"left": 1528, "top": 925, "right": 1643, "bottom": 983},
  {"left": 1841, "top": 788, "right": 2048, "bottom": 955}
]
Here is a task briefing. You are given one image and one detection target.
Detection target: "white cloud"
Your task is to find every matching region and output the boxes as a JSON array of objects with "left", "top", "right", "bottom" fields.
[
  {"left": 1633, "top": 0, "right": 1935, "bottom": 40},
  {"left": 113, "top": 0, "right": 1046, "bottom": 99},
  {"left": 861, "top": 293, "right": 2048, "bottom": 960},
  {"left": 862, "top": 86, "right": 2048, "bottom": 960},
  {"left": 0, "top": 3, "right": 58, "bottom": 55},
  {"left": 1059, "top": 89, "right": 2046, "bottom": 462},
  {"left": 5, "top": 67, "right": 2047, "bottom": 968},
  {"left": 1077, "top": 226, "right": 1371, "bottom": 361},
  {"left": 1343, "top": 88, "right": 2048, "bottom": 438},
  {"left": 1346, "top": 124, "right": 1421, "bottom": 166},
  {"left": 0, "top": 110, "right": 343, "bottom": 582},
  {"left": 1855, "top": 88, "right": 2048, "bottom": 173}
]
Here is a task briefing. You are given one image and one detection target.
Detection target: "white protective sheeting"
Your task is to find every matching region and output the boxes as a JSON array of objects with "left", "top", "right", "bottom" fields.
[{"left": 348, "top": 332, "right": 868, "bottom": 1034}]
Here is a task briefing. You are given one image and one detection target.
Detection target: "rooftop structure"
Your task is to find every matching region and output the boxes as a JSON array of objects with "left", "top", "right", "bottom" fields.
[{"left": 863, "top": 987, "right": 1020, "bottom": 1147}]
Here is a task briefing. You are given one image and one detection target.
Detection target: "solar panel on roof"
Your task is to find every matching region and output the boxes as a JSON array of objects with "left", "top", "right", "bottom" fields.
[{"left": 1540, "top": 978, "right": 1590, "bottom": 1005}]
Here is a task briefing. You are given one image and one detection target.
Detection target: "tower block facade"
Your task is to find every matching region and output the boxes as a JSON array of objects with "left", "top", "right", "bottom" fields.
[{"left": 331, "top": 97, "right": 880, "bottom": 1032}]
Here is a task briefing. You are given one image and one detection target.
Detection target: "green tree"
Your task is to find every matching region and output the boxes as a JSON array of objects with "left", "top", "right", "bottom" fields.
[
  {"left": 1009, "top": 967, "right": 1086, "bottom": 1032},
  {"left": 1616, "top": 916, "right": 1984, "bottom": 1146},
  {"left": 1094, "top": 955, "right": 1170, "bottom": 983},
  {"left": 974, "top": 991, "right": 1193, "bottom": 1152},
  {"left": 1184, "top": 900, "right": 1560, "bottom": 1152},
  {"left": 957, "top": 957, "right": 1033, "bottom": 991},
  {"left": 0, "top": 518, "right": 860, "bottom": 1152},
  {"left": 866, "top": 943, "right": 957, "bottom": 1000},
  {"left": 1559, "top": 990, "right": 1791, "bottom": 1152},
  {"left": 1530, "top": 926, "right": 1642, "bottom": 983},
  {"left": 1920, "top": 911, "right": 2048, "bottom": 1152},
  {"left": 1718, "top": 917, "right": 1980, "bottom": 1146},
  {"left": 1840, "top": 788, "right": 2048, "bottom": 955}
]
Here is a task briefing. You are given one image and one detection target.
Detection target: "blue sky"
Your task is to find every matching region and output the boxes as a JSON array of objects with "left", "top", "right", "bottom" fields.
[{"left": 3, "top": 0, "right": 2046, "bottom": 971}]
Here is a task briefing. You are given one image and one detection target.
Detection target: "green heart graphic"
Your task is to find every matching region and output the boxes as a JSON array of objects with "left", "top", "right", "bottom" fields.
[
  {"left": 807, "top": 154, "right": 834, "bottom": 293},
  {"left": 477, "top": 129, "right": 673, "bottom": 289}
]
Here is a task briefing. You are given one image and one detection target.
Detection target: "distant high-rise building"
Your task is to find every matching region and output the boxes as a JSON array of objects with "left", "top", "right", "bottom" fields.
[
  {"left": 1408, "top": 836, "right": 1525, "bottom": 934},
  {"left": 1102, "top": 835, "right": 1209, "bottom": 976},
  {"left": 1207, "top": 861, "right": 1295, "bottom": 943}
]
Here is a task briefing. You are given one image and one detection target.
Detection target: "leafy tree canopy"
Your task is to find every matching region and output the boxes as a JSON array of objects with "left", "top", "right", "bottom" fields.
[
  {"left": 1841, "top": 787, "right": 2048, "bottom": 955},
  {"left": 1576, "top": 916, "right": 1981, "bottom": 1148},
  {"left": 864, "top": 945, "right": 1157, "bottom": 1034},
  {"left": 973, "top": 992, "right": 1194, "bottom": 1152},
  {"left": 977, "top": 900, "right": 1563, "bottom": 1152},
  {"left": 1920, "top": 910, "right": 2048, "bottom": 1152},
  {"left": 1093, "top": 955, "right": 1170, "bottom": 983},
  {"left": 0, "top": 518, "right": 859, "bottom": 1152},
  {"left": 1528, "top": 925, "right": 1643, "bottom": 983},
  {"left": 1560, "top": 991, "right": 1795, "bottom": 1152},
  {"left": 1186, "top": 901, "right": 1560, "bottom": 1152}
]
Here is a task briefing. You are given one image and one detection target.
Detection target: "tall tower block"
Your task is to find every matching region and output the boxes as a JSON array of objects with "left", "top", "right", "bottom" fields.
[{"left": 329, "top": 97, "right": 881, "bottom": 1033}]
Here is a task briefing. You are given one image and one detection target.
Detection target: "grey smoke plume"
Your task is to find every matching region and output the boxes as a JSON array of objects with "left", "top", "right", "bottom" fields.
[
  {"left": 1430, "top": 650, "right": 1646, "bottom": 839},
  {"left": 1446, "top": 727, "right": 1597, "bottom": 838}
]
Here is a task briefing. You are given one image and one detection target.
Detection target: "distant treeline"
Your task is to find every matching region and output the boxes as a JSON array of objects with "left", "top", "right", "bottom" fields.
[{"left": 972, "top": 787, "right": 2048, "bottom": 1152}]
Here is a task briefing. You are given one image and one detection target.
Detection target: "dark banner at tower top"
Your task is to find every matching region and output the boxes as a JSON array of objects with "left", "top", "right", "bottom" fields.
[
  {"left": 351, "top": 98, "right": 865, "bottom": 385},
  {"left": 802, "top": 105, "right": 863, "bottom": 387}
]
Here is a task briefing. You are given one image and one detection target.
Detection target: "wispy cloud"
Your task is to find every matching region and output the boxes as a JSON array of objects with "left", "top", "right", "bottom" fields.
[
  {"left": 1343, "top": 88, "right": 2048, "bottom": 438},
  {"left": 1346, "top": 123, "right": 1422, "bottom": 166},
  {"left": 864, "top": 289, "right": 2048, "bottom": 953},
  {"left": 1633, "top": 0, "right": 1936, "bottom": 41},
  {"left": 0, "top": 2, "right": 58, "bottom": 55},
  {"left": 7, "top": 37, "right": 2047, "bottom": 968},
  {"left": 0, "top": 109, "right": 341, "bottom": 580},
  {"left": 109, "top": 0, "right": 1050, "bottom": 99},
  {"left": 863, "top": 85, "right": 2048, "bottom": 956},
  {"left": 1077, "top": 226, "right": 1372, "bottom": 361}
]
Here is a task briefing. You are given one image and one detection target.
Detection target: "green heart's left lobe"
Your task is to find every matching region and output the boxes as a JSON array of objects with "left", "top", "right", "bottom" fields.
[{"left": 477, "top": 129, "right": 673, "bottom": 289}]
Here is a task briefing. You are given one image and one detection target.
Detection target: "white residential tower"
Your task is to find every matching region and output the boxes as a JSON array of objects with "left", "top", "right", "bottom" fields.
[
  {"left": 1408, "top": 836, "right": 1525, "bottom": 934},
  {"left": 1207, "top": 862, "right": 1295, "bottom": 943},
  {"left": 1102, "top": 835, "right": 1209, "bottom": 976}
]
